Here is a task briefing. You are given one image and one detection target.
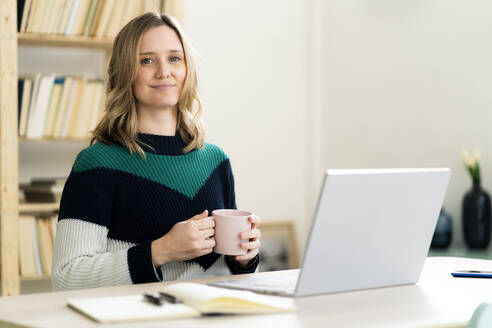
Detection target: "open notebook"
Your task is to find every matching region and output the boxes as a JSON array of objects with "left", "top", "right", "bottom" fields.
[{"left": 67, "top": 282, "right": 296, "bottom": 323}]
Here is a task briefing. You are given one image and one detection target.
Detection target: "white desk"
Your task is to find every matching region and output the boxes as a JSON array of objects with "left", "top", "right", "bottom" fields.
[{"left": 1, "top": 257, "right": 491, "bottom": 328}]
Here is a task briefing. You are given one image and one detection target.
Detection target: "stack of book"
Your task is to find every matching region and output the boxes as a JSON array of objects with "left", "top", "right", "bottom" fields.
[
  {"left": 18, "top": 0, "right": 168, "bottom": 37},
  {"left": 20, "top": 177, "right": 67, "bottom": 203},
  {"left": 18, "top": 215, "right": 58, "bottom": 278},
  {"left": 18, "top": 177, "right": 64, "bottom": 278},
  {"left": 18, "top": 75, "right": 104, "bottom": 140}
]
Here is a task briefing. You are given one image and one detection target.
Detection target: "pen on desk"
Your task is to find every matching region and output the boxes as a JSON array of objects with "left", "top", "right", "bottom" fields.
[
  {"left": 143, "top": 293, "right": 163, "bottom": 306},
  {"left": 159, "top": 292, "right": 181, "bottom": 304}
]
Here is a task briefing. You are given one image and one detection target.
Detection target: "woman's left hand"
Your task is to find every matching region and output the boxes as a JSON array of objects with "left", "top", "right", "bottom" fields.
[{"left": 234, "top": 215, "right": 261, "bottom": 266}]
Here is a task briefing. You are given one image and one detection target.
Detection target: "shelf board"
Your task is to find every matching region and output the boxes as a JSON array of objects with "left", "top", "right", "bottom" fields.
[
  {"left": 20, "top": 275, "right": 50, "bottom": 281},
  {"left": 18, "top": 33, "right": 113, "bottom": 49},
  {"left": 19, "top": 203, "right": 59, "bottom": 215},
  {"left": 19, "top": 137, "right": 90, "bottom": 143}
]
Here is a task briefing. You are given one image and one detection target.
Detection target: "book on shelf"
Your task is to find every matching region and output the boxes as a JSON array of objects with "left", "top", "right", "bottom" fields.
[
  {"left": 18, "top": 76, "right": 33, "bottom": 136},
  {"left": 70, "top": 0, "right": 90, "bottom": 36},
  {"left": 52, "top": 76, "right": 74, "bottom": 138},
  {"left": 94, "top": 0, "right": 114, "bottom": 36},
  {"left": 20, "top": 184, "right": 64, "bottom": 203},
  {"left": 20, "top": 177, "right": 67, "bottom": 203},
  {"left": 18, "top": 215, "right": 39, "bottom": 277},
  {"left": 31, "top": 177, "right": 67, "bottom": 185},
  {"left": 62, "top": 77, "right": 85, "bottom": 138},
  {"left": 25, "top": 0, "right": 39, "bottom": 33},
  {"left": 36, "top": 217, "right": 54, "bottom": 275},
  {"left": 67, "top": 0, "right": 83, "bottom": 35},
  {"left": 43, "top": 77, "right": 64, "bottom": 138},
  {"left": 71, "top": 80, "right": 103, "bottom": 138},
  {"left": 88, "top": 0, "right": 105, "bottom": 36},
  {"left": 50, "top": 215, "right": 58, "bottom": 241},
  {"left": 18, "top": 75, "right": 104, "bottom": 140},
  {"left": 122, "top": 0, "right": 141, "bottom": 32},
  {"left": 19, "top": 73, "right": 41, "bottom": 137},
  {"left": 67, "top": 282, "right": 297, "bottom": 323},
  {"left": 18, "top": 215, "right": 57, "bottom": 279},
  {"left": 33, "top": 0, "right": 48, "bottom": 33},
  {"left": 18, "top": 0, "right": 167, "bottom": 37},
  {"left": 57, "top": 0, "right": 74, "bottom": 35},
  {"left": 46, "top": 0, "right": 65, "bottom": 34},
  {"left": 142, "top": 0, "right": 163, "bottom": 13},
  {"left": 36, "top": 0, "right": 52, "bottom": 33},
  {"left": 39, "top": 0, "right": 56, "bottom": 34},
  {"left": 104, "top": 0, "right": 125, "bottom": 37},
  {"left": 89, "top": 80, "right": 104, "bottom": 131},
  {"left": 32, "top": 216, "right": 43, "bottom": 276},
  {"left": 54, "top": 77, "right": 77, "bottom": 138},
  {"left": 18, "top": 0, "right": 31, "bottom": 32},
  {"left": 82, "top": 0, "right": 99, "bottom": 36},
  {"left": 17, "top": 79, "right": 24, "bottom": 128},
  {"left": 25, "top": 74, "right": 55, "bottom": 139},
  {"left": 63, "top": 0, "right": 79, "bottom": 35},
  {"left": 79, "top": 0, "right": 95, "bottom": 35}
]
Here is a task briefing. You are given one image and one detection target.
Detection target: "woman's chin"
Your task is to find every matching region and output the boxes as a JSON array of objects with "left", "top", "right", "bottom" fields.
[{"left": 146, "top": 102, "right": 179, "bottom": 110}]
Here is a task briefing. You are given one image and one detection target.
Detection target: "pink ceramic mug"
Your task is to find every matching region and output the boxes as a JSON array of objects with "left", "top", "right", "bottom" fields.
[{"left": 212, "top": 209, "right": 252, "bottom": 255}]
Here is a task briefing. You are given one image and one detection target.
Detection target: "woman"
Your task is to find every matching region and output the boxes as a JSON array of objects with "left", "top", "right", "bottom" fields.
[{"left": 52, "top": 13, "right": 261, "bottom": 291}]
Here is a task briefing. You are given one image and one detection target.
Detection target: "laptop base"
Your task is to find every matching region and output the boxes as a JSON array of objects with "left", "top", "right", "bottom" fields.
[{"left": 207, "top": 269, "right": 300, "bottom": 296}]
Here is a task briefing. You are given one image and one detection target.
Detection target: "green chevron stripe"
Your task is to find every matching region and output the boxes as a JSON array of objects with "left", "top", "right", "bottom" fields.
[{"left": 73, "top": 142, "right": 228, "bottom": 199}]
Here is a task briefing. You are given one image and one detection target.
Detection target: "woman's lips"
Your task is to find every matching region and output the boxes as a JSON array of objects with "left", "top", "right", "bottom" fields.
[{"left": 151, "top": 84, "right": 175, "bottom": 89}]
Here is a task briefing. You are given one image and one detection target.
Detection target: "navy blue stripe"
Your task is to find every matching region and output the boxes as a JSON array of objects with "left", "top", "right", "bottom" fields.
[
  {"left": 127, "top": 241, "right": 162, "bottom": 284},
  {"left": 59, "top": 160, "right": 235, "bottom": 271}
]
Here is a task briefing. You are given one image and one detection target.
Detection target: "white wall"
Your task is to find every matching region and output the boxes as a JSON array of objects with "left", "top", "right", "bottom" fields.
[
  {"left": 184, "top": 0, "right": 492, "bottom": 249},
  {"left": 319, "top": 0, "right": 492, "bottom": 246},
  {"left": 184, "top": 0, "right": 312, "bottom": 248}
]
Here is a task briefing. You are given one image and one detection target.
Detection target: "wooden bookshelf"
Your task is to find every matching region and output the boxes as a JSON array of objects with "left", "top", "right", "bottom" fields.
[
  {"left": 19, "top": 137, "right": 90, "bottom": 143},
  {"left": 1, "top": 0, "right": 21, "bottom": 297},
  {"left": 1, "top": 0, "right": 184, "bottom": 296},
  {"left": 19, "top": 203, "right": 59, "bottom": 215},
  {"left": 18, "top": 33, "right": 113, "bottom": 49},
  {"left": 20, "top": 275, "right": 50, "bottom": 282}
]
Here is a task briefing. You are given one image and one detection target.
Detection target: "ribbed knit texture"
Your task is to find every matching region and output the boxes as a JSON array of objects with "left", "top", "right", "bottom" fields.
[
  {"left": 52, "top": 134, "right": 258, "bottom": 290},
  {"left": 72, "top": 140, "right": 228, "bottom": 199}
]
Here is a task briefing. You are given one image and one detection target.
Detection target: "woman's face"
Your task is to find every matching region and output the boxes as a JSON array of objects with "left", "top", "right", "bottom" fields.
[{"left": 133, "top": 25, "right": 187, "bottom": 111}]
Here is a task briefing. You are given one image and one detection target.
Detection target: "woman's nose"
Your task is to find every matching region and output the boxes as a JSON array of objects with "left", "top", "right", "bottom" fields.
[{"left": 156, "top": 62, "right": 170, "bottom": 79}]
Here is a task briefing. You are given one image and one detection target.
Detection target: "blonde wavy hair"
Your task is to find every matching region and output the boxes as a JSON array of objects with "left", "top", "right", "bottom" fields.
[{"left": 91, "top": 12, "right": 205, "bottom": 157}]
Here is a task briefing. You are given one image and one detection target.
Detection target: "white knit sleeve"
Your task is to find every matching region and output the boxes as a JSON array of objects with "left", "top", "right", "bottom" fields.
[{"left": 51, "top": 219, "right": 133, "bottom": 291}]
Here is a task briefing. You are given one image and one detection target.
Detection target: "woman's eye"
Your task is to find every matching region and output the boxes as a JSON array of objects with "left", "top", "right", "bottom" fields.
[
  {"left": 169, "top": 56, "right": 181, "bottom": 63},
  {"left": 141, "top": 57, "right": 154, "bottom": 64}
]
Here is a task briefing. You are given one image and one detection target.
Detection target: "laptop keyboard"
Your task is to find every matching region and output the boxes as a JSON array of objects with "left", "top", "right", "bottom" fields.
[
  {"left": 248, "top": 275, "right": 298, "bottom": 288},
  {"left": 209, "top": 270, "right": 300, "bottom": 295}
]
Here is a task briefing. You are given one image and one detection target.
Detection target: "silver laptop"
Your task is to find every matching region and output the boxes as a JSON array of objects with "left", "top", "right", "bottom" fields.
[{"left": 209, "top": 168, "right": 451, "bottom": 297}]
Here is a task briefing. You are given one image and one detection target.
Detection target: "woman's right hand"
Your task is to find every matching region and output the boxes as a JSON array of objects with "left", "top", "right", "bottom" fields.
[{"left": 151, "top": 210, "right": 215, "bottom": 266}]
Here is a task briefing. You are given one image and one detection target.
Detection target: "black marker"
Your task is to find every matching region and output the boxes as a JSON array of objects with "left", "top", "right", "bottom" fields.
[
  {"left": 143, "top": 293, "right": 163, "bottom": 306},
  {"left": 159, "top": 292, "right": 181, "bottom": 304}
]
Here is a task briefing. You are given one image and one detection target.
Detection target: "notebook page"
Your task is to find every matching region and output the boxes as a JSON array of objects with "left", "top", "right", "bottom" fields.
[
  {"left": 161, "top": 282, "right": 296, "bottom": 313},
  {"left": 67, "top": 295, "right": 199, "bottom": 323}
]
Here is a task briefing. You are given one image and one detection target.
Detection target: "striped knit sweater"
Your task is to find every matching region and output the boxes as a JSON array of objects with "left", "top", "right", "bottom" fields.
[{"left": 52, "top": 133, "right": 258, "bottom": 291}]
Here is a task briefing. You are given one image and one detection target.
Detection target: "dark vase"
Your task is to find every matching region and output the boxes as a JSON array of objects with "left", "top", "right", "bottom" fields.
[
  {"left": 463, "top": 180, "right": 491, "bottom": 249},
  {"left": 431, "top": 208, "right": 452, "bottom": 249}
]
